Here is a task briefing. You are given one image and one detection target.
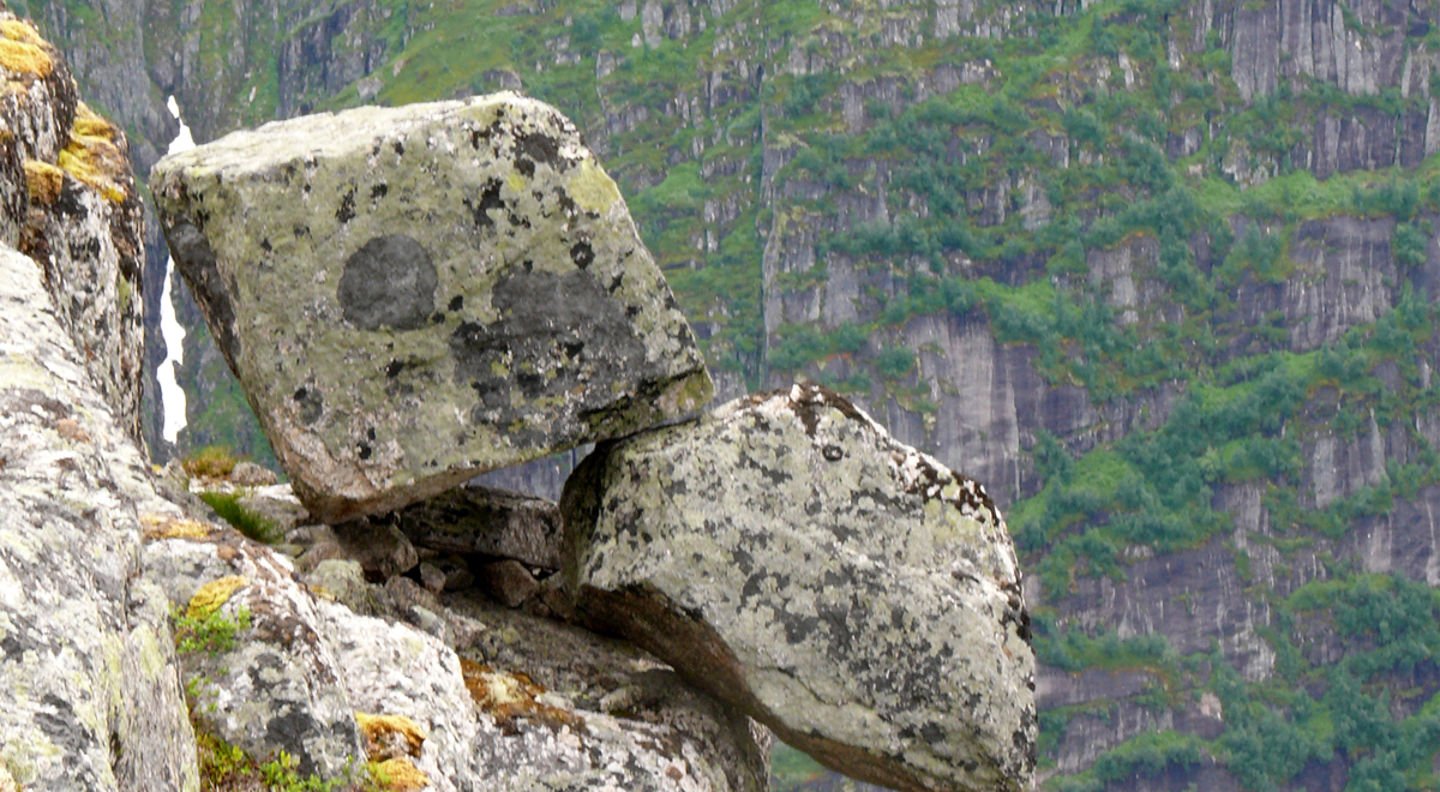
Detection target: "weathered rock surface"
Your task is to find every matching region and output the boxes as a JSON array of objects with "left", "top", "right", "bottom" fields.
[
  {"left": 444, "top": 592, "right": 771, "bottom": 792},
  {"left": 396, "top": 484, "right": 565, "bottom": 570},
  {"left": 2, "top": 8, "right": 145, "bottom": 443},
  {"left": 563, "top": 383, "right": 1037, "bottom": 792},
  {"left": 0, "top": 245, "right": 198, "bottom": 791},
  {"left": 144, "top": 515, "right": 772, "bottom": 791},
  {"left": 150, "top": 93, "right": 713, "bottom": 523}
]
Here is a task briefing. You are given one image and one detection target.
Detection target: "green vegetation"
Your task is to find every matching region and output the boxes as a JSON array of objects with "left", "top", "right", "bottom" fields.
[
  {"left": 198, "top": 490, "right": 283, "bottom": 545},
  {"left": 173, "top": 602, "right": 251, "bottom": 655}
]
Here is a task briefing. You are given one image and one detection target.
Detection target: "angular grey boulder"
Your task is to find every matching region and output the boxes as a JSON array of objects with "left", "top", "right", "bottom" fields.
[
  {"left": 150, "top": 93, "right": 712, "bottom": 523},
  {"left": 562, "top": 384, "right": 1037, "bottom": 792}
]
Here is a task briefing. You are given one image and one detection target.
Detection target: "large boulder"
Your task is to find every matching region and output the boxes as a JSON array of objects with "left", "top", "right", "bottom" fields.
[
  {"left": 150, "top": 93, "right": 712, "bottom": 524},
  {"left": 562, "top": 384, "right": 1037, "bottom": 792}
]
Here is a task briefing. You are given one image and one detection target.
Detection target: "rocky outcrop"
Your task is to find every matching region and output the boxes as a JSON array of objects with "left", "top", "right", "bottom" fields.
[
  {"left": 141, "top": 515, "right": 772, "bottom": 791},
  {"left": 563, "top": 384, "right": 1037, "bottom": 792},
  {"left": 0, "top": 246, "right": 198, "bottom": 790},
  {"left": 151, "top": 93, "right": 713, "bottom": 524},
  {"left": 1, "top": 6, "right": 145, "bottom": 443}
]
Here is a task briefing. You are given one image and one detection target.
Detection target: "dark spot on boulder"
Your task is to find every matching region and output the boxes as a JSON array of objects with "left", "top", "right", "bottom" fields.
[
  {"left": 508, "top": 212, "right": 530, "bottom": 229},
  {"left": 264, "top": 710, "right": 323, "bottom": 774},
  {"left": 292, "top": 387, "right": 323, "bottom": 425},
  {"left": 822, "top": 445, "right": 844, "bottom": 462},
  {"left": 367, "top": 427, "right": 376, "bottom": 440},
  {"left": 570, "top": 241, "right": 594, "bottom": 269},
  {"left": 469, "top": 127, "right": 487, "bottom": 150},
  {"left": 514, "top": 129, "right": 561, "bottom": 177},
  {"left": 431, "top": 312, "right": 446, "bottom": 324},
  {"left": 448, "top": 295, "right": 464, "bottom": 311},
  {"left": 385, "top": 360, "right": 406, "bottom": 378},
  {"left": 337, "top": 234, "right": 437, "bottom": 331},
  {"left": 36, "top": 694, "right": 89, "bottom": 757},
  {"left": 336, "top": 187, "right": 356, "bottom": 223},
  {"left": 449, "top": 269, "right": 646, "bottom": 423},
  {"left": 293, "top": 225, "right": 309, "bottom": 238},
  {"left": 393, "top": 140, "right": 405, "bottom": 156},
  {"left": 555, "top": 188, "right": 577, "bottom": 217},
  {"left": 464, "top": 179, "right": 505, "bottom": 230},
  {"left": 370, "top": 183, "right": 388, "bottom": 201},
  {"left": 260, "top": 238, "right": 272, "bottom": 252},
  {"left": 168, "top": 221, "right": 242, "bottom": 361},
  {"left": 358, "top": 442, "right": 372, "bottom": 460}
]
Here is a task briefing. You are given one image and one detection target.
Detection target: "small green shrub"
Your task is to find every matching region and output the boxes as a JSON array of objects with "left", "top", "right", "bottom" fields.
[
  {"left": 173, "top": 604, "right": 251, "bottom": 655},
  {"left": 182, "top": 445, "right": 240, "bottom": 479},
  {"left": 199, "top": 491, "right": 282, "bottom": 544}
]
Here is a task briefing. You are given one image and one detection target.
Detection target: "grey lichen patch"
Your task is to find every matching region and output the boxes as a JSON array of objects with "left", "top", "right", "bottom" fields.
[
  {"left": 338, "top": 235, "right": 437, "bottom": 331},
  {"left": 150, "top": 92, "right": 712, "bottom": 523}
]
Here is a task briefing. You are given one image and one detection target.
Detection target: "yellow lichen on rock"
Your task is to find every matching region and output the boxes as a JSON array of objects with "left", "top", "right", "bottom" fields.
[
  {"left": 57, "top": 104, "right": 128, "bottom": 204},
  {"left": 369, "top": 756, "right": 429, "bottom": 791},
  {"left": 140, "top": 513, "right": 214, "bottom": 541},
  {"left": 459, "top": 657, "right": 585, "bottom": 734},
  {"left": 0, "top": 18, "right": 52, "bottom": 78},
  {"left": 355, "top": 712, "right": 426, "bottom": 760},
  {"left": 568, "top": 159, "right": 621, "bottom": 213},
  {"left": 21, "top": 159, "right": 63, "bottom": 206},
  {"left": 186, "top": 575, "right": 248, "bottom": 620}
]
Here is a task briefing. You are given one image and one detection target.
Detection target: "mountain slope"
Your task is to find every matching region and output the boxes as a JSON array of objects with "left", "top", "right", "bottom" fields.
[{"left": 22, "top": 0, "right": 1440, "bottom": 788}]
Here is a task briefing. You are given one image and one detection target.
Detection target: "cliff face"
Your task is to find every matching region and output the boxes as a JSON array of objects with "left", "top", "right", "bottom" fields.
[{"left": 26, "top": 0, "right": 1440, "bottom": 788}]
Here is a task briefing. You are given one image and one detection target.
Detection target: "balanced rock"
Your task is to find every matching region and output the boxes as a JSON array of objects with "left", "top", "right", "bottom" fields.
[
  {"left": 562, "top": 384, "right": 1037, "bottom": 792},
  {"left": 150, "top": 93, "right": 712, "bottom": 523}
]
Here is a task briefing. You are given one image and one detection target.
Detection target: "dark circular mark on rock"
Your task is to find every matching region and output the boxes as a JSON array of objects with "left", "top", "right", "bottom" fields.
[
  {"left": 570, "top": 241, "right": 594, "bottom": 269},
  {"left": 385, "top": 360, "right": 405, "bottom": 378},
  {"left": 358, "top": 442, "right": 372, "bottom": 460},
  {"left": 370, "top": 184, "right": 388, "bottom": 201},
  {"left": 292, "top": 386, "right": 323, "bottom": 425},
  {"left": 337, "top": 234, "right": 437, "bottom": 331},
  {"left": 822, "top": 445, "right": 844, "bottom": 462},
  {"left": 448, "top": 295, "right": 464, "bottom": 311}
]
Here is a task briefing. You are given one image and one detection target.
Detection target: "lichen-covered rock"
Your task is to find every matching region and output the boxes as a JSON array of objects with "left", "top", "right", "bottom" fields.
[
  {"left": 0, "top": 246, "right": 198, "bottom": 791},
  {"left": 562, "top": 383, "right": 1037, "bottom": 792},
  {"left": 150, "top": 93, "right": 713, "bottom": 524},
  {"left": 444, "top": 593, "right": 772, "bottom": 792},
  {"left": 396, "top": 484, "right": 564, "bottom": 570},
  {"left": 144, "top": 500, "right": 770, "bottom": 792},
  {"left": 1, "top": 8, "right": 144, "bottom": 442}
]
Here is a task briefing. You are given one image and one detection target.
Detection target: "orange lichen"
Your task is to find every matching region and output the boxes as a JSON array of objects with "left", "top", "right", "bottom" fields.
[
  {"left": 459, "top": 657, "right": 585, "bottom": 735},
  {"left": 186, "top": 575, "right": 248, "bottom": 620},
  {"left": 369, "top": 757, "right": 429, "bottom": 791},
  {"left": 141, "top": 514, "right": 215, "bottom": 541},
  {"left": 355, "top": 712, "right": 426, "bottom": 760},
  {"left": 22, "top": 159, "right": 62, "bottom": 205},
  {"left": 57, "top": 104, "right": 128, "bottom": 204}
]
